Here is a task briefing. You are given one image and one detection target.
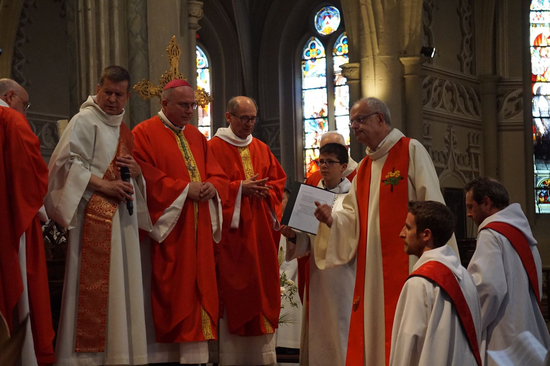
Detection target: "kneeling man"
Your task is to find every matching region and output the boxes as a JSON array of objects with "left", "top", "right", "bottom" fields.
[{"left": 390, "top": 201, "right": 482, "bottom": 366}]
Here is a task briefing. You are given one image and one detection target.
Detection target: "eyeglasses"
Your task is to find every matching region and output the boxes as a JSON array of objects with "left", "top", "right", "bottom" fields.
[
  {"left": 318, "top": 159, "right": 342, "bottom": 167},
  {"left": 230, "top": 113, "right": 257, "bottom": 124},
  {"left": 169, "top": 100, "right": 198, "bottom": 110},
  {"left": 4, "top": 93, "right": 31, "bottom": 111},
  {"left": 348, "top": 112, "right": 378, "bottom": 127}
]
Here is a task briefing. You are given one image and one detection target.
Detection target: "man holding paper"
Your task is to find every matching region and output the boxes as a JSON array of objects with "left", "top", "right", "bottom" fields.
[
  {"left": 209, "top": 96, "right": 286, "bottom": 365},
  {"left": 314, "top": 97, "right": 458, "bottom": 366},
  {"left": 281, "top": 142, "right": 356, "bottom": 366}
]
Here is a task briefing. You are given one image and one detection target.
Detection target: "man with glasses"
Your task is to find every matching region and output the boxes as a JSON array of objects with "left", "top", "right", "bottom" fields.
[
  {"left": 133, "top": 79, "right": 228, "bottom": 365},
  {"left": 281, "top": 142, "right": 356, "bottom": 366},
  {"left": 209, "top": 96, "right": 286, "bottom": 365},
  {"left": 0, "top": 78, "right": 55, "bottom": 365},
  {"left": 46, "top": 65, "right": 152, "bottom": 365},
  {"left": 314, "top": 97, "right": 458, "bottom": 366}
]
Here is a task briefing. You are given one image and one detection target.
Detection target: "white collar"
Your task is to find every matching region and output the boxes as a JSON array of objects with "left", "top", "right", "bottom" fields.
[
  {"left": 158, "top": 110, "right": 186, "bottom": 132},
  {"left": 214, "top": 127, "right": 253, "bottom": 147}
]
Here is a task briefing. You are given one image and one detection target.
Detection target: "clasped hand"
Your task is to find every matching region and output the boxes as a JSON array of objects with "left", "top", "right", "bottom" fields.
[
  {"left": 188, "top": 181, "right": 217, "bottom": 202},
  {"left": 242, "top": 174, "right": 272, "bottom": 199}
]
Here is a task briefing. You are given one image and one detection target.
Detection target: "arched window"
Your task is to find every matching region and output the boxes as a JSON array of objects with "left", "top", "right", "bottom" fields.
[
  {"left": 196, "top": 45, "right": 212, "bottom": 139},
  {"left": 302, "top": 5, "right": 350, "bottom": 177},
  {"left": 530, "top": 1, "right": 550, "bottom": 213}
]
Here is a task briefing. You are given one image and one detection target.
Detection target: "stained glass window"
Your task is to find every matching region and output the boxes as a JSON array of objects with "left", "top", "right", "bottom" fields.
[
  {"left": 301, "top": 26, "right": 350, "bottom": 177},
  {"left": 196, "top": 45, "right": 212, "bottom": 139},
  {"left": 531, "top": 1, "right": 550, "bottom": 213},
  {"left": 314, "top": 6, "right": 341, "bottom": 36}
]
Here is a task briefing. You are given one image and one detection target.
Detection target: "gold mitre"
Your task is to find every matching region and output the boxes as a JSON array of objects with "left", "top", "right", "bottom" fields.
[{"left": 133, "top": 36, "right": 213, "bottom": 108}]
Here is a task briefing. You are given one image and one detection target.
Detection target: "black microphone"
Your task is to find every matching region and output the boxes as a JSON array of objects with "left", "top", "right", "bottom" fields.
[{"left": 120, "top": 166, "right": 134, "bottom": 216}]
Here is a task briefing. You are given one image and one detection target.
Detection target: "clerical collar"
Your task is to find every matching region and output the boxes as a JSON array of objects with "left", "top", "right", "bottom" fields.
[
  {"left": 322, "top": 178, "right": 345, "bottom": 192},
  {"left": 214, "top": 127, "right": 253, "bottom": 147},
  {"left": 158, "top": 110, "right": 185, "bottom": 132},
  {"left": 0, "top": 99, "right": 9, "bottom": 108}
]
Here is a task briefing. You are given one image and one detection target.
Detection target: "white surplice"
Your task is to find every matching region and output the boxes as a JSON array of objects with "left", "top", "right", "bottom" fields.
[
  {"left": 315, "top": 129, "right": 459, "bottom": 366},
  {"left": 286, "top": 178, "right": 356, "bottom": 366},
  {"left": 45, "top": 96, "right": 152, "bottom": 365},
  {"left": 390, "top": 245, "right": 482, "bottom": 366},
  {"left": 467, "top": 203, "right": 550, "bottom": 366}
]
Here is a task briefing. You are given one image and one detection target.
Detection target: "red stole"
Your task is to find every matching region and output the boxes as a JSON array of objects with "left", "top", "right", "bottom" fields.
[
  {"left": 75, "top": 123, "right": 133, "bottom": 352},
  {"left": 346, "top": 137, "right": 410, "bottom": 366},
  {"left": 410, "top": 261, "right": 482, "bottom": 366},
  {"left": 482, "top": 222, "right": 542, "bottom": 311}
]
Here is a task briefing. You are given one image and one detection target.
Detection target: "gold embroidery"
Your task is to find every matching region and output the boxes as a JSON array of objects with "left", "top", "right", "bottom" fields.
[
  {"left": 75, "top": 124, "right": 133, "bottom": 352},
  {"left": 171, "top": 128, "right": 201, "bottom": 238},
  {"left": 201, "top": 307, "right": 215, "bottom": 340},
  {"left": 238, "top": 146, "right": 255, "bottom": 179},
  {"left": 262, "top": 314, "right": 275, "bottom": 334}
]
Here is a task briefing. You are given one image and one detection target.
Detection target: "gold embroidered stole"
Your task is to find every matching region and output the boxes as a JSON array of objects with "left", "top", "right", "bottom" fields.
[
  {"left": 237, "top": 145, "right": 274, "bottom": 334},
  {"left": 75, "top": 123, "right": 133, "bottom": 352},
  {"left": 161, "top": 116, "right": 214, "bottom": 340}
]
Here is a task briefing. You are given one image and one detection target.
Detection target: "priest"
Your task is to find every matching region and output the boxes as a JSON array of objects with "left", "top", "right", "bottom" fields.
[
  {"left": 45, "top": 66, "right": 152, "bottom": 365},
  {"left": 132, "top": 79, "right": 228, "bottom": 364},
  {"left": 209, "top": 96, "right": 286, "bottom": 365},
  {"left": 313, "top": 97, "right": 459, "bottom": 366}
]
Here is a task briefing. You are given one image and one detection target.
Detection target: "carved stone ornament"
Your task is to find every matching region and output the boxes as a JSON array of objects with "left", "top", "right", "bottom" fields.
[
  {"left": 188, "top": 1, "right": 203, "bottom": 31},
  {"left": 133, "top": 36, "right": 212, "bottom": 107},
  {"left": 340, "top": 63, "right": 360, "bottom": 80},
  {"left": 423, "top": 75, "right": 481, "bottom": 119}
]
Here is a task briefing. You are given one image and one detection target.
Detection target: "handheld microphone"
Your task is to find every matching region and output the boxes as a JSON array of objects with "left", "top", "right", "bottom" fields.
[{"left": 120, "top": 166, "right": 134, "bottom": 216}]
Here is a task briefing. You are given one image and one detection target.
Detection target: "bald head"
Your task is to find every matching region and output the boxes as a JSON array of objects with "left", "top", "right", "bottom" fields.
[
  {"left": 0, "top": 78, "right": 29, "bottom": 116},
  {"left": 225, "top": 96, "right": 258, "bottom": 139},
  {"left": 320, "top": 131, "right": 346, "bottom": 147}
]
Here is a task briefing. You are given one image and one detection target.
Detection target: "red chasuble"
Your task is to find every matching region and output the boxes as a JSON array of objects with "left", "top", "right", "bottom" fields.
[
  {"left": 133, "top": 116, "right": 229, "bottom": 342},
  {"left": 482, "top": 222, "right": 542, "bottom": 311},
  {"left": 346, "top": 137, "right": 410, "bottom": 366},
  {"left": 410, "top": 261, "right": 482, "bottom": 366},
  {"left": 209, "top": 136, "right": 286, "bottom": 336},
  {"left": 0, "top": 107, "right": 55, "bottom": 364}
]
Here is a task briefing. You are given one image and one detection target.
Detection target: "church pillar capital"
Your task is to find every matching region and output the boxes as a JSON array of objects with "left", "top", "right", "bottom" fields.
[
  {"left": 188, "top": 1, "right": 203, "bottom": 32},
  {"left": 341, "top": 62, "right": 360, "bottom": 81}
]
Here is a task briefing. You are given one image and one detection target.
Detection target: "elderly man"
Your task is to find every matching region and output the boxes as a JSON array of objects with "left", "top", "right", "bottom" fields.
[
  {"left": 305, "top": 131, "right": 357, "bottom": 187},
  {"left": 0, "top": 79, "right": 54, "bottom": 365},
  {"left": 208, "top": 96, "right": 286, "bottom": 365},
  {"left": 390, "top": 201, "right": 481, "bottom": 366},
  {"left": 314, "top": 97, "right": 458, "bottom": 366},
  {"left": 46, "top": 66, "right": 151, "bottom": 365},
  {"left": 133, "top": 79, "right": 228, "bottom": 364},
  {"left": 465, "top": 177, "right": 550, "bottom": 365}
]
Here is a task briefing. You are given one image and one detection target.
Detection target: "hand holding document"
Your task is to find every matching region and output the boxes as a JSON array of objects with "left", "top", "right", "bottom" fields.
[{"left": 281, "top": 182, "right": 335, "bottom": 235}]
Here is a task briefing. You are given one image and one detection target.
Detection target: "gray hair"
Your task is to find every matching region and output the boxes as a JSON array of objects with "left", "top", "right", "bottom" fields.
[
  {"left": 357, "top": 97, "right": 391, "bottom": 126},
  {"left": 320, "top": 131, "right": 346, "bottom": 145},
  {"left": 0, "top": 78, "right": 21, "bottom": 96}
]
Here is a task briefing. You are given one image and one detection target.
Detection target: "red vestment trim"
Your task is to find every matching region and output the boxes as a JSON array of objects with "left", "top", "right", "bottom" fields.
[
  {"left": 346, "top": 137, "right": 410, "bottom": 366},
  {"left": 410, "top": 261, "right": 482, "bottom": 366},
  {"left": 75, "top": 123, "right": 133, "bottom": 352},
  {"left": 482, "top": 222, "right": 542, "bottom": 312}
]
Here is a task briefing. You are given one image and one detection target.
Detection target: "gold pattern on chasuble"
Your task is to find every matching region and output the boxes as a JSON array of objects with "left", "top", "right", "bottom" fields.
[
  {"left": 238, "top": 146, "right": 255, "bottom": 179},
  {"left": 262, "top": 314, "right": 275, "bottom": 334},
  {"left": 171, "top": 129, "right": 200, "bottom": 237},
  {"left": 76, "top": 124, "right": 133, "bottom": 352},
  {"left": 201, "top": 307, "right": 215, "bottom": 340}
]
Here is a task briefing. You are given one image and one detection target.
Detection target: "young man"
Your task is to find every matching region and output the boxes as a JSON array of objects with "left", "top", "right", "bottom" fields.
[
  {"left": 280, "top": 143, "right": 356, "bottom": 366},
  {"left": 390, "top": 201, "right": 482, "bottom": 366},
  {"left": 465, "top": 177, "right": 550, "bottom": 365}
]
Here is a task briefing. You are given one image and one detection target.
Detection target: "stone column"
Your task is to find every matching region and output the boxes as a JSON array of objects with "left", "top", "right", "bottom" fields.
[
  {"left": 128, "top": 0, "right": 150, "bottom": 127},
  {"left": 187, "top": 0, "right": 203, "bottom": 126},
  {"left": 341, "top": 62, "right": 363, "bottom": 161},
  {"left": 400, "top": 56, "right": 424, "bottom": 142},
  {"left": 479, "top": 75, "right": 501, "bottom": 178},
  {"left": 67, "top": 0, "right": 129, "bottom": 120}
]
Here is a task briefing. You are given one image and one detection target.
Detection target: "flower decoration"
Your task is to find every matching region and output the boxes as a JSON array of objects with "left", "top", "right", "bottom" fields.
[
  {"left": 278, "top": 247, "right": 299, "bottom": 324},
  {"left": 382, "top": 168, "right": 403, "bottom": 192}
]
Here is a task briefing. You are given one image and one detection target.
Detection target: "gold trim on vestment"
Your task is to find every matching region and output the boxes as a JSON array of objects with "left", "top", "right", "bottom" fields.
[
  {"left": 262, "top": 314, "right": 275, "bottom": 334},
  {"left": 75, "top": 124, "right": 133, "bottom": 352},
  {"left": 238, "top": 146, "right": 255, "bottom": 179},
  {"left": 201, "top": 307, "right": 215, "bottom": 340}
]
